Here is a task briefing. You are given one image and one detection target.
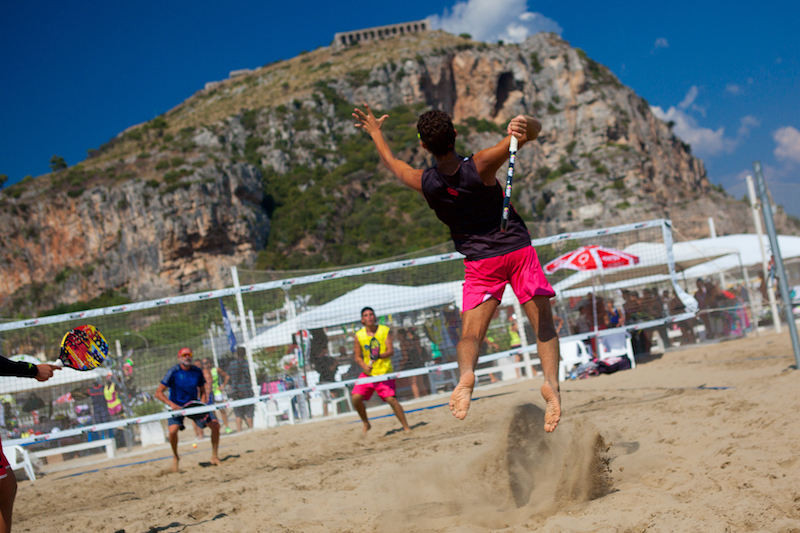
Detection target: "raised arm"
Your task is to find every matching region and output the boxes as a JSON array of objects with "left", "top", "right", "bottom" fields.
[
  {"left": 353, "top": 103, "right": 424, "bottom": 192},
  {"left": 473, "top": 115, "right": 541, "bottom": 186}
]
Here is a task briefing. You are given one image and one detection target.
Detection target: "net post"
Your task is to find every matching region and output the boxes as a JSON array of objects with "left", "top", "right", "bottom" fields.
[
  {"left": 231, "top": 267, "right": 258, "bottom": 398},
  {"left": 753, "top": 162, "right": 800, "bottom": 367},
  {"left": 209, "top": 328, "right": 219, "bottom": 368},
  {"left": 747, "top": 174, "right": 781, "bottom": 333}
]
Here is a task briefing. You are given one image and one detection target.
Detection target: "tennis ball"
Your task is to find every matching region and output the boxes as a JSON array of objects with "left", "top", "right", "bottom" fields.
[{"left": 192, "top": 443, "right": 197, "bottom": 448}]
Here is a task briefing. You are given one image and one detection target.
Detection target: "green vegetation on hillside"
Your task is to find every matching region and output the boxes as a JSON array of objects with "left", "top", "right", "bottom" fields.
[{"left": 254, "top": 99, "right": 449, "bottom": 270}]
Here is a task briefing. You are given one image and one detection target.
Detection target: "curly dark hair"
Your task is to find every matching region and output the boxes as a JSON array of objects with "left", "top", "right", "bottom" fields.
[{"left": 416, "top": 110, "right": 456, "bottom": 157}]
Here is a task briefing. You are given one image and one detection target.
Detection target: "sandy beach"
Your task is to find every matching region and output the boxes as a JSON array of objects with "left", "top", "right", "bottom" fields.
[{"left": 12, "top": 331, "right": 800, "bottom": 533}]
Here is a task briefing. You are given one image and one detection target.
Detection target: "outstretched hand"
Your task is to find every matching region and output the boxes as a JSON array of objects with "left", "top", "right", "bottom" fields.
[
  {"left": 353, "top": 103, "right": 388, "bottom": 136},
  {"left": 35, "top": 364, "right": 60, "bottom": 382}
]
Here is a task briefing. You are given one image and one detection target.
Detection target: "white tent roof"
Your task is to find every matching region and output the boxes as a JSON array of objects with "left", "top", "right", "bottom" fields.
[
  {"left": 552, "top": 234, "right": 800, "bottom": 294},
  {"left": 249, "top": 283, "right": 456, "bottom": 349}
]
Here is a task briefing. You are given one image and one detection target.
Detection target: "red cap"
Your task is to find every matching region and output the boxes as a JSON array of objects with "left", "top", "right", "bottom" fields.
[{"left": 178, "top": 347, "right": 193, "bottom": 357}]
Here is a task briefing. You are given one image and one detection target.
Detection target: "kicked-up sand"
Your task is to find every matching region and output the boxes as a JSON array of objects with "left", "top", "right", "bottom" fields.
[{"left": 12, "top": 330, "right": 800, "bottom": 532}]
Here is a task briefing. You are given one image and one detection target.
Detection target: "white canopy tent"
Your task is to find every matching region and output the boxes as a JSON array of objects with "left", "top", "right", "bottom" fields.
[
  {"left": 552, "top": 234, "right": 800, "bottom": 296},
  {"left": 248, "top": 283, "right": 456, "bottom": 349}
]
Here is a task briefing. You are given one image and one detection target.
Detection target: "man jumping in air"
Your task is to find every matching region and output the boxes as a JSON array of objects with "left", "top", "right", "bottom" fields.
[{"left": 353, "top": 104, "right": 561, "bottom": 433}]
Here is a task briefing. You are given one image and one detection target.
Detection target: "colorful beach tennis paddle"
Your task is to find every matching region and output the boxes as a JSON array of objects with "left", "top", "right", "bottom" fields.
[
  {"left": 369, "top": 337, "right": 381, "bottom": 361},
  {"left": 58, "top": 324, "right": 109, "bottom": 370}
]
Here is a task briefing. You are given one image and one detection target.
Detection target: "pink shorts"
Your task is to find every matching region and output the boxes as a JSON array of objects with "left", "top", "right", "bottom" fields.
[
  {"left": 352, "top": 374, "right": 397, "bottom": 401},
  {"left": 463, "top": 246, "right": 555, "bottom": 312}
]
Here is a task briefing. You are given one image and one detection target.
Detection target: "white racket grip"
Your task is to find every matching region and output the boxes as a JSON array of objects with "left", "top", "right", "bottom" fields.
[{"left": 509, "top": 136, "right": 518, "bottom": 152}]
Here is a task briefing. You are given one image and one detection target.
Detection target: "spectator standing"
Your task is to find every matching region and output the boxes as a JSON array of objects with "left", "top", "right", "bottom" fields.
[
  {"left": 398, "top": 328, "right": 429, "bottom": 398},
  {"left": 103, "top": 373, "right": 123, "bottom": 419},
  {"left": 227, "top": 347, "right": 255, "bottom": 432},
  {"left": 312, "top": 347, "right": 340, "bottom": 416},
  {"left": 203, "top": 359, "right": 233, "bottom": 434}
]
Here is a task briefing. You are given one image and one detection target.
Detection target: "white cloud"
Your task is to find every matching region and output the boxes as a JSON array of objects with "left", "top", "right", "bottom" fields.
[
  {"left": 650, "top": 37, "right": 669, "bottom": 54},
  {"left": 773, "top": 126, "right": 800, "bottom": 164},
  {"left": 428, "top": 0, "right": 562, "bottom": 43},
  {"left": 737, "top": 115, "right": 760, "bottom": 137},
  {"left": 651, "top": 105, "right": 733, "bottom": 156},
  {"left": 650, "top": 86, "right": 759, "bottom": 157},
  {"left": 676, "top": 85, "right": 705, "bottom": 117},
  {"left": 726, "top": 83, "right": 742, "bottom": 95},
  {"left": 677, "top": 86, "right": 699, "bottom": 110}
]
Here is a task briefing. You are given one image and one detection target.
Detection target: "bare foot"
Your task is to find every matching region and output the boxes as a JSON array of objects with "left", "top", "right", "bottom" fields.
[
  {"left": 209, "top": 456, "right": 221, "bottom": 466},
  {"left": 171, "top": 456, "right": 180, "bottom": 472},
  {"left": 540, "top": 380, "right": 561, "bottom": 433},
  {"left": 449, "top": 371, "right": 475, "bottom": 420},
  {"left": 362, "top": 421, "right": 371, "bottom": 435}
]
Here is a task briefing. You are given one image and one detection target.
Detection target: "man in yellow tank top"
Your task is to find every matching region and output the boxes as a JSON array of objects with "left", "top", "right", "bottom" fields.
[{"left": 351, "top": 307, "right": 411, "bottom": 435}]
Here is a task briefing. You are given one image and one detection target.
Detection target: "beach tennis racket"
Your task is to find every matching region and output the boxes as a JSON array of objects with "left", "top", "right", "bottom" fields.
[
  {"left": 181, "top": 400, "right": 211, "bottom": 422},
  {"left": 500, "top": 135, "right": 519, "bottom": 232},
  {"left": 369, "top": 337, "right": 381, "bottom": 361},
  {"left": 59, "top": 324, "right": 109, "bottom": 370}
]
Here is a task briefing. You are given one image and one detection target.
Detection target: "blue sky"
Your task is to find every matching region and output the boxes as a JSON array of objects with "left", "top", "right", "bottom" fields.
[{"left": 2, "top": 1, "right": 799, "bottom": 216}]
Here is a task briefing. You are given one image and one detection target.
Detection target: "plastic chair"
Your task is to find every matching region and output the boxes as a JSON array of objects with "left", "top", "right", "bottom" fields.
[
  {"left": 558, "top": 340, "right": 592, "bottom": 381},
  {"left": 6, "top": 445, "right": 35, "bottom": 481},
  {"left": 328, "top": 386, "right": 353, "bottom": 415},
  {"left": 428, "top": 366, "right": 458, "bottom": 393},
  {"left": 598, "top": 331, "right": 636, "bottom": 369}
]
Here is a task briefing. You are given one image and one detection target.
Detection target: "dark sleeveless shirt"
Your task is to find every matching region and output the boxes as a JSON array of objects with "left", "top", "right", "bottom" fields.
[{"left": 421, "top": 155, "right": 531, "bottom": 261}]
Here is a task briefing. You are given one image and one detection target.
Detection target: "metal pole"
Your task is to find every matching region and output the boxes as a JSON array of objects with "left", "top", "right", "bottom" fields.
[
  {"left": 209, "top": 329, "right": 219, "bottom": 369},
  {"left": 753, "top": 162, "right": 800, "bottom": 367},
  {"left": 114, "top": 339, "right": 132, "bottom": 451},
  {"left": 248, "top": 309, "right": 257, "bottom": 339},
  {"left": 231, "top": 267, "right": 259, "bottom": 398},
  {"left": 747, "top": 174, "right": 781, "bottom": 333},
  {"left": 737, "top": 253, "right": 758, "bottom": 337},
  {"left": 708, "top": 217, "right": 726, "bottom": 287}
]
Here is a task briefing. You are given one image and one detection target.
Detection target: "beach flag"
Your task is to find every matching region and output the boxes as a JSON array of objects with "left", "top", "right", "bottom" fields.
[{"left": 219, "top": 299, "right": 237, "bottom": 353}]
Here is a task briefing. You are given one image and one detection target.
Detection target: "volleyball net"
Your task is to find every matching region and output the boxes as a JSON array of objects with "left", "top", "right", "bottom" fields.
[{"left": 0, "top": 218, "right": 702, "bottom": 470}]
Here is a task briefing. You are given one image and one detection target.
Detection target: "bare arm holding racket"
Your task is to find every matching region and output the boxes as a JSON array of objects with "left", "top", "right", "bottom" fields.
[{"left": 473, "top": 116, "right": 540, "bottom": 185}]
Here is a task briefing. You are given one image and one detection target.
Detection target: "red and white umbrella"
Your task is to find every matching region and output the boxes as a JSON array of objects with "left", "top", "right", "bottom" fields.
[
  {"left": 544, "top": 245, "right": 640, "bottom": 274},
  {"left": 544, "top": 245, "right": 640, "bottom": 335}
]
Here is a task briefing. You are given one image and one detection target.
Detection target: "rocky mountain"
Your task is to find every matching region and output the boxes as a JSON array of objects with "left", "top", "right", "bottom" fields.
[{"left": 1, "top": 31, "right": 797, "bottom": 316}]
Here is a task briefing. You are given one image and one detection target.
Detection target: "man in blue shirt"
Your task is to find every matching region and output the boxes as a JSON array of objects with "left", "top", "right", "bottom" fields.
[{"left": 155, "top": 347, "right": 221, "bottom": 472}]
